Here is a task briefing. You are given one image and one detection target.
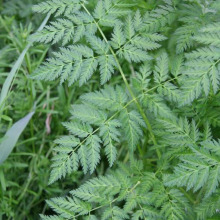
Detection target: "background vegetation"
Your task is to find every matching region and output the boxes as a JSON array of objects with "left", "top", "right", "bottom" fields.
[{"left": 0, "top": 0, "right": 83, "bottom": 219}]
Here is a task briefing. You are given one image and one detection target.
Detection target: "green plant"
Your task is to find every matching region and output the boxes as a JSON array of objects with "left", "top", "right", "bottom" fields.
[
  {"left": 1, "top": 0, "right": 220, "bottom": 219},
  {"left": 0, "top": 2, "right": 81, "bottom": 219},
  {"left": 30, "top": 0, "right": 220, "bottom": 219}
]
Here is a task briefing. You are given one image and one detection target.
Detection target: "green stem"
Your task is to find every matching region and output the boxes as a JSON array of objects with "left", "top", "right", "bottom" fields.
[
  {"left": 180, "top": 188, "right": 195, "bottom": 204},
  {"left": 81, "top": 4, "right": 161, "bottom": 158}
]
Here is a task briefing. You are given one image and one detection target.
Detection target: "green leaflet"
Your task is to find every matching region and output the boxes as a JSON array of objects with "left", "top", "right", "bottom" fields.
[
  {"left": 49, "top": 85, "right": 145, "bottom": 182},
  {"left": 30, "top": 0, "right": 168, "bottom": 85},
  {"left": 164, "top": 142, "right": 220, "bottom": 198}
]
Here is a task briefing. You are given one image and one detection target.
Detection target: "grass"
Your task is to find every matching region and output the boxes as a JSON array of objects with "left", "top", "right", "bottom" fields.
[{"left": 0, "top": 5, "right": 82, "bottom": 218}]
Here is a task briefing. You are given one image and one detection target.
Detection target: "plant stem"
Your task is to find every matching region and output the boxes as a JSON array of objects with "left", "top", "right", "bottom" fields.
[
  {"left": 180, "top": 188, "right": 195, "bottom": 204},
  {"left": 81, "top": 4, "right": 161, "bottom": 158}
]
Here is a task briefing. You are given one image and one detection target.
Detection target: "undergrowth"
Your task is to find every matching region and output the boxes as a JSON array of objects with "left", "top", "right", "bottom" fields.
[{"left": 1, "top": 0, "right": 220, "bottom": 219}]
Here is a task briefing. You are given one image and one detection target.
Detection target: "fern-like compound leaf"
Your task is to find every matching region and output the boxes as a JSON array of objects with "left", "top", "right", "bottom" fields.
[{"left": 32, "top": 0, "right": 85, "bottom": 16}]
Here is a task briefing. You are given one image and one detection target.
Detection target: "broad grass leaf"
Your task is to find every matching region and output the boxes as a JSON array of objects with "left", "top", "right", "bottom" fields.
[{"left": 0, "top": 111, "right": 35, "bottom": 164}]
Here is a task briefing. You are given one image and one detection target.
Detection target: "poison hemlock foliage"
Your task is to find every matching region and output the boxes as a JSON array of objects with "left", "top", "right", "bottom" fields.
[{"left": 30, "top": 0, "right": 220, "bottom": 219}]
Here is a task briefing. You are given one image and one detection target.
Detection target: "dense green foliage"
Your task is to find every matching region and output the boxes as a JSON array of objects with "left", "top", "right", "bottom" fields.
[{"left": 1, "top": 0, "right": 220, "bottom": 219}]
